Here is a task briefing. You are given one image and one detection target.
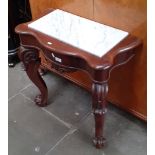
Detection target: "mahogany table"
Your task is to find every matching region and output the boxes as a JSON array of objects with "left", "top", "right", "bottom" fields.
[{"left": 15, "top": 9, "right": 142, "bottom": 148}]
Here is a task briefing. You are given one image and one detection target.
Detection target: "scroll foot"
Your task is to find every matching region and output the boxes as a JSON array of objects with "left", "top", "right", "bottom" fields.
[{"left": 34, "top": 94, "right": 47, "bottom": 107}]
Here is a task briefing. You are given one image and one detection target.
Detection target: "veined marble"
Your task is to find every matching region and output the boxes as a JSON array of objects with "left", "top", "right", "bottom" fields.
[{"left": 28, "top": 9, "right": 128, "bottom": 57}]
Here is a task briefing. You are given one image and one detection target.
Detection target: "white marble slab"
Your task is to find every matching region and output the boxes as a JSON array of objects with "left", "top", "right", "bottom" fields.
[{"left": 28, "top": 9, "right": 128, "bottom": 57}]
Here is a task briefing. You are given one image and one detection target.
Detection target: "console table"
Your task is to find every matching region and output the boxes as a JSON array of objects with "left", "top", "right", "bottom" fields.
[{"left": 15, "top": 9, "right": 142, "bottom": 148}]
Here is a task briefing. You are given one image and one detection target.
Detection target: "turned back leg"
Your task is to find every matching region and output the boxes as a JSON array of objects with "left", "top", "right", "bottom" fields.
[{"left": 92, "top": 82, "right": 108, "bottom": 148}]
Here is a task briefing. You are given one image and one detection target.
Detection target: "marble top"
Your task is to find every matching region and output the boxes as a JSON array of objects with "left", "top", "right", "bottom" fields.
[{"left": 28, "top": 9, "right": 128, "bottom": 57}]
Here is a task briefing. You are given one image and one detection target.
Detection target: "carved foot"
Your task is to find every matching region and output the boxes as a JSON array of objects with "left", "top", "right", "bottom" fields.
[
  {"left": 93, "top": 137, "right": 106, "bottom": 149},
  {"left": 34, "top": 94, "right": 47, "bottom": 107}
]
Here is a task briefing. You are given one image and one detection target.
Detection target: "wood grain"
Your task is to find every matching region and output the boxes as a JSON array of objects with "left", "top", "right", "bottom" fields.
[
  {"left": 29, "top": 0, "right": 147, "bottom": 120},
  {"left": 15, "top": 14, "right": 141, "bottom": 148},
  {"left": 29, "top": 0, "right": 93, "bottom": 19},
  {"left": 94, "top": 0, "right": 147, "bottom": 120}
]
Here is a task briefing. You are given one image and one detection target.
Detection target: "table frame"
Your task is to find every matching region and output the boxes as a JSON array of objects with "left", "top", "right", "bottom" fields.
[{"left": 15, "top": 9, "right": 142, "bottom": 149}]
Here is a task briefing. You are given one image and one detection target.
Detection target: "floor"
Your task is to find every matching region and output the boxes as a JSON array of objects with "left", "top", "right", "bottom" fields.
[{"left": 8, "top": 63, "right": 147, "bottom": 155}]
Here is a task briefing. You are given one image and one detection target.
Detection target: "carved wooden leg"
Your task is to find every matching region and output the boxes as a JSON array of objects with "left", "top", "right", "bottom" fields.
[
  {"left": 19, "top": 46, "right": 48, "bottom": 107},
  {"left": 92, "top": 82, "right": 108, "bottom": 148}
]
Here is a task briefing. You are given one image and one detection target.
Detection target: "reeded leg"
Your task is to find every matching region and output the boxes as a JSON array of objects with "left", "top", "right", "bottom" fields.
[
  {"left": 18, "top": 46, "right": 48, "bottom": 107},
  {"left": 92, "top": 82, "right": 108, "bottom": 148}
]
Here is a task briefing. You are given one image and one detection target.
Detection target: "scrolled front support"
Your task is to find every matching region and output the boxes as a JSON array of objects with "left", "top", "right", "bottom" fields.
[
  {"left": 92, "top": 82, "right": 108, "bottom": 148},
  {"left": 18, "top": 46, "right": 48, "bottom": 107}
]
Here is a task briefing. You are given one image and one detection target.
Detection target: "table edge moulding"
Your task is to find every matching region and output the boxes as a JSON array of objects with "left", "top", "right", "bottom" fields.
[{"left": 15, "top": 9, "right": 142, "bottom": 149}]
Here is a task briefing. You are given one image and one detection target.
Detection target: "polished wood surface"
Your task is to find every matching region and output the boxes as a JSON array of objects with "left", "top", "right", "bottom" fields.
[
  {"left": 15, "top": 9, "right": 141, "bottom": 147},
  {"left": 94, "top": 0, "right": 147, "bottom": 120},
  {"left": 29, "top": 0, "right": 93, "bottom": 19},
  {"left": 29, "top": 0, "right": 147, "bottom": 120},
  {"left": 16, "top": 21, "right": 141, "bottom": 81}
]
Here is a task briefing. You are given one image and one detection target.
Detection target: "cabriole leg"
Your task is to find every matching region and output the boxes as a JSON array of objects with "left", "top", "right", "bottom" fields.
[{"left": 19, "top": 46, "right": 48, "bottom": 107}]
